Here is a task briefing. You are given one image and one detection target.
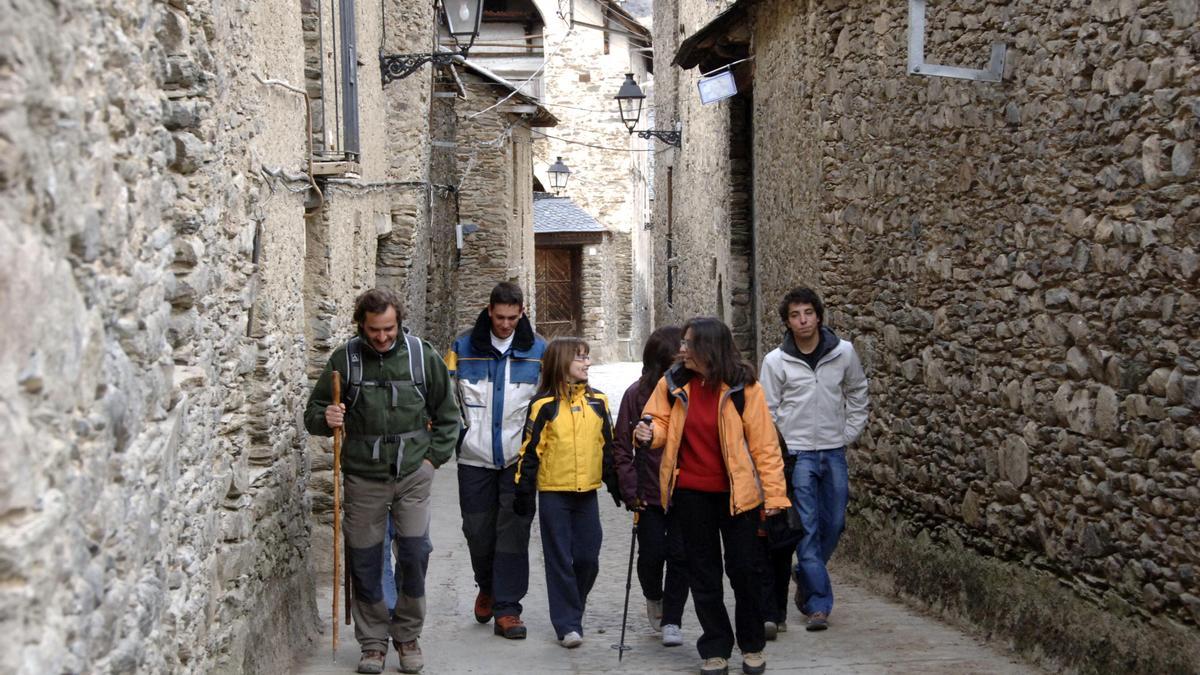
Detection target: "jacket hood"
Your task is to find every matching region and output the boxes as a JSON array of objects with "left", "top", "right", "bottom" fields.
[
  {"left": 780, "top": 325, "right": 839, "bottom": 363},
  {"left": 664, "top": 362, "right": 694, "bottom": 392},
  {"left": 469, "top": 307, "right": 537, "bottom": 354},
  {"left": 664, "top": 362, "right": 743, "bottom": 397}
]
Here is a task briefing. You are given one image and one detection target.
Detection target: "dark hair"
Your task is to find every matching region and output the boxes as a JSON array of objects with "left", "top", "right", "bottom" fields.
[
  {"left": 638, "top": 325, "right": 682, "bottom": 392},
  {"left": 778, "top": 287, "right": 824, "bottom": 326},
  {"left": 353, "top": 288, "right": 403, "bottom": 326},
  {"left": 681, "top": 317, "right": 755, "bottom": 388},
  {"left": 539, "top": 337, "right": 590, "bottom": 399},
  {"left": 489, "top": 282, "right": 524, "bottom": 308}
]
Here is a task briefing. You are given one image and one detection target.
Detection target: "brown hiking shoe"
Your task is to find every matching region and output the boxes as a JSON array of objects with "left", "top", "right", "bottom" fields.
[
  {"left": 474, "top": 591, "right": 494, "bottom": 623},
  {"left": 494, "top": 614, "right": 528, "bottom": 639},
  {"left": 397, "top": 639, "right": 423, "bottom": 673},
  {"left": 356, "top": 650, "right": 385, "bottom": 674}
]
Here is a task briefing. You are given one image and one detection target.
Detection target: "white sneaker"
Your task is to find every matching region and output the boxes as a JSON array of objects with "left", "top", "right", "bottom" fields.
[
  {"left": 646, "top": 598, "right": 664, "bottom": 632},
  {"left": 561, "top": 631, "right": 583, "bottom": 648},
  {"left": 662, "top": 623, "right": 683, "bottom": 647}
]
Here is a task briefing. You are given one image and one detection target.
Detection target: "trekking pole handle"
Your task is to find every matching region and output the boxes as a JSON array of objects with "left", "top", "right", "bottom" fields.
[{"left": 638, "top": 415, "right": 653, "bottom": 451}]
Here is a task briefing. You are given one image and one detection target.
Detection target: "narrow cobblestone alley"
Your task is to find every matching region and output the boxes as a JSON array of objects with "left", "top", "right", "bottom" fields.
[{"left": 298, "top": 363, "right": 1034, "bottom": 675}]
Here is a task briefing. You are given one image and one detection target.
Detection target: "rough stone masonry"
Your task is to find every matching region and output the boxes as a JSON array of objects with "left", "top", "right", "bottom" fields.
[
  {"left": 652, "top": 0, "right": 1200, "bottom": 671},
  {"left": 0, "top": 0, "right": 382, "bottom": 671}
]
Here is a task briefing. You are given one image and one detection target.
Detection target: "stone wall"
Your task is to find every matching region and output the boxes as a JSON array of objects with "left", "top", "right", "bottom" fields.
[
  {"left": 650, "top": 0, "right": 744, "bottom": 331},
  {"left": 452, "top": 76, "right": 539, "bottom": 336},
  {"left": 0, "top": 0, "right": 332, "bottom": 672},
  {"left": 529, "top": 0, "right": 656, "bottom": 350},
  {"left": 658, "top": 0, "right": 1200, "bottom": 670}
]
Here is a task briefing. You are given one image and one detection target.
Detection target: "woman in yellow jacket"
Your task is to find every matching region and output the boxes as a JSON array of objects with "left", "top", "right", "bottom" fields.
[
  {"left": 514, "top": 337, "right": 618, "bottom": 648},
  {"left": 634, "top": 317, "right": 790, "bottom": 675}
]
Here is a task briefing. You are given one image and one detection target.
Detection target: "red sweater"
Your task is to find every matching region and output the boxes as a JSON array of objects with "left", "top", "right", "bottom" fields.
[{"left": 675, "top": 380, "right": 728, "bottom": 492}]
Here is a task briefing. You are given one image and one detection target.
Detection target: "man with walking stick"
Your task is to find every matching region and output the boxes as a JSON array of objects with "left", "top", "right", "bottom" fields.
[{"left": 306, "top": 288, "right": 460, "bottom": 674}]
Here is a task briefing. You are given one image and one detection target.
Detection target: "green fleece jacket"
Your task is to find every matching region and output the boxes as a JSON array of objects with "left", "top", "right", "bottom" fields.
[{"left": 304, "top": 335, "right": 460, "bottom": 480}]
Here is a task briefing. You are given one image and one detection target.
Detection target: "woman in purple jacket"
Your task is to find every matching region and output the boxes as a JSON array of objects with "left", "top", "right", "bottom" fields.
[{"left": 613, "top": 325, "right": 689, "bottom": 647}]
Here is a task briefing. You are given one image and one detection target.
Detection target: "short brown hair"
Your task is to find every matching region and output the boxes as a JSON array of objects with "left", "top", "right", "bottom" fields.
[{"left": 353, "top": 288, "right": 403, "bottom": 326}]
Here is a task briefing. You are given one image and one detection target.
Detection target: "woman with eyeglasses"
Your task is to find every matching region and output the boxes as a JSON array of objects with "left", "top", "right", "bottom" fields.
[
  {"left": 633, "top": 318, "right": 790, "bottom": 675},
  {"left": 513, "top": 337, "right": 619, "bottom": 648}
]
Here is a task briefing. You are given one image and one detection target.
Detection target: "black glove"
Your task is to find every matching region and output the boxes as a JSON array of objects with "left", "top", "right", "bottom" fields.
[{"left": 513, "top": 491, "right": 536, "bottom": 518}]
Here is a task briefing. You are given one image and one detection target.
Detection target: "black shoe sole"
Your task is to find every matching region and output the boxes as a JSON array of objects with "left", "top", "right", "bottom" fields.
[
  {"left": 805, "top": 622, "right": 828, "bottom": 632},
  {"left": 494, "top": 625, "right": 527, "bottom": 639}
]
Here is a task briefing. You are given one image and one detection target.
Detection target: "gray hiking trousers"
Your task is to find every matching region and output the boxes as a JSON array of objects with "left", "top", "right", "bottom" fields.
[{"left": 343, "top": 463, "right": 434, "bottom": 652}]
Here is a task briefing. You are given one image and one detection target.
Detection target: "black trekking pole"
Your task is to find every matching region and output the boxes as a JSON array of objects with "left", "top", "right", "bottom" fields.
[
  {"left": 615, "top": 510, "right": 638, "bottom": 662},
  {"left": 614, "top": 415, "right": 653, "bottom": 662}
]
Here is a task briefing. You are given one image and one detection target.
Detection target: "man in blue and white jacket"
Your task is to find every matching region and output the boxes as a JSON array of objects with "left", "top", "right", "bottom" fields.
[
  {"left": 445, "top": 282, "right": 546, "bottom": 640},
  {"left": 759, "top": 286, "right": 869, "bottom": 633}
]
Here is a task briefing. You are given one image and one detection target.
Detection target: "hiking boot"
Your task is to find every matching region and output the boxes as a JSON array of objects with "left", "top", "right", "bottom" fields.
[
  {"left": 397, "top": 639, "right": 423, "bottom": 673},
  {"left": 356, "top": 650, "right": 385, "bottom": 674},
  {"left": 646, "top": 597, "right": 664, "bottom": 632},
  {"left": 662, "top": 623, "right": 683, "bottom": 647},
  {"left": 494, "top": 615, "right": 527, "bottom": 639},
  {"left": 741, "top": 651, "right": 766, "bottom": 675},
  {"left": 763, "top": 621, "right": 778, "bottom": 641},
  {"left": 700, "top": 656, "right": 729, "bottom": 674},
  {"left": 806, "top": 612, "right": 829, "bottom": 632},
  {"left": 560, "top": 631, "right": 583, "bottom": 648},
  {"left": 474, "top": 590, "right": 494, "bottom": 623}
]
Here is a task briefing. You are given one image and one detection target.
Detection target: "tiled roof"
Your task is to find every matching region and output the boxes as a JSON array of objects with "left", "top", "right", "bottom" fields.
[{"left": 533, "top": 194, "right": 606, "bottom": 233}]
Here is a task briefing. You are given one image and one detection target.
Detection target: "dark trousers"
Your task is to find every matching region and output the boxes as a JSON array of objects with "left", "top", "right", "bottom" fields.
[
  {"left": 636, "top": 505, "right": 690, "bottom": 626},
  {"left": 761, "top": 543, "right": 793, "bottom": 624},
  {"left": 538, "top": 491, "right": 602, "bottom": 639},
  {"left": 673, "top": 489, "right": 766, "bottom": 659},
  {"left": 458, "top": 463, "right": 534, "bottom": 617}
]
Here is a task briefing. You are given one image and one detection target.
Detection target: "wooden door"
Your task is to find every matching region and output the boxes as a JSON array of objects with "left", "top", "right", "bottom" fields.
[{"left": 535, "top": 247, "right": 581, "bottom": 338}]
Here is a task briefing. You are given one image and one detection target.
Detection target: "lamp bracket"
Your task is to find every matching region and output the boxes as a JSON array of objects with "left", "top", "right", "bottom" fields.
[
  {"left": 907, "top": 0, "right": 1005, "bottom": 83},
  {"left": 381, "top": 51, "right": 462, "bottom": 84},
  {"left": 634, "top": 129, "right": 681, "bottom": 148}
]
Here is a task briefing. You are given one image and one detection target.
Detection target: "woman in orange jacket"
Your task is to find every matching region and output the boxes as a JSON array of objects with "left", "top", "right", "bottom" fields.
[{"left": 634, "top": 317, "right": 790, "bottom": 675}]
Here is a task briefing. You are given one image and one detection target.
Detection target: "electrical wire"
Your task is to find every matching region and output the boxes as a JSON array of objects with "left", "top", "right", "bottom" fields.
[{"left": 529, "top": 128, "right": 657, "bottom": 153}]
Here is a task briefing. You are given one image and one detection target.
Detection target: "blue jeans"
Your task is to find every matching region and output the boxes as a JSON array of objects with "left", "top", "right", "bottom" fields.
[{"left": 791, "top": 448, "right": 848, "bottom": 616}]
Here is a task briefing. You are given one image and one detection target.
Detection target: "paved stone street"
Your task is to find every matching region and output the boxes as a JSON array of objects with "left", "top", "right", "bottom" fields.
[{"left": 298, "top": 363, "right": 1035, "bottom": 675}]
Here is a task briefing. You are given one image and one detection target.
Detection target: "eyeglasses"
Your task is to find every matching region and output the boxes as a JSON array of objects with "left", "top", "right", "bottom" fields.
[{"left": 573, "top": 354, "right": 592, "bottom": 362}]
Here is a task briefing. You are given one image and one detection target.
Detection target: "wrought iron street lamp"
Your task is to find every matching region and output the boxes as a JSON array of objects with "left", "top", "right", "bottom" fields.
[
  {"left": 381, "top": 0, "right": 485, "bottom": 84},
  {"left": 613, "top": 73, "right": 681, "bottom": 148},
  {"left": 548, "top": 157, "right": 571, "bottom": 194}
]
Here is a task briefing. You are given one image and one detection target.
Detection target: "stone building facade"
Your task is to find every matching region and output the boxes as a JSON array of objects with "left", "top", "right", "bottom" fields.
[
  {"left": 1, "top": 0, "right": 454, "bottom": 672},
  {"left": 653, "top": 0, "right": 1200, "bottom": 671},
  {"left": 469, "top": 0, "right": 657, "bottom": 360},
  {"left": 448, "top": 64, "right": 556, "bottom": 334}
]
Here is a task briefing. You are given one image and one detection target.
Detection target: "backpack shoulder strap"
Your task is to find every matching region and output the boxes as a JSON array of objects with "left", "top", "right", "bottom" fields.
[
  {"left": 730, "top": 388, "right": 746, "bottom": 417},
  {"left": 405, "top": 333, "right": 429, "bottom": 404},
  {"left": 344, "top": 337, "right": 363, "bottom": 409}
]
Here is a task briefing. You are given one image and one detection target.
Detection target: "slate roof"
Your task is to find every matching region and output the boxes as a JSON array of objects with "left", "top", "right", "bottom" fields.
[{"left": 533, "top": 194, "right": 606, "bottom": 233}]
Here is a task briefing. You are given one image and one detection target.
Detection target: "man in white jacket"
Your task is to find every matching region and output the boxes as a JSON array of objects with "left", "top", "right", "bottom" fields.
[
  {"left": 759, "top": 287, "right": 869, "bottom": 632},
  {"left": 445, "top": 283, "right": 546, "bottom": 640}
]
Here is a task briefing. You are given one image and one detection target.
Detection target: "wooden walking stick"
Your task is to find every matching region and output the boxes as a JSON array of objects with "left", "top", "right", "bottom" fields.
[{"left": 331, "top": 371, "right": 343, "bottom": 660}]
